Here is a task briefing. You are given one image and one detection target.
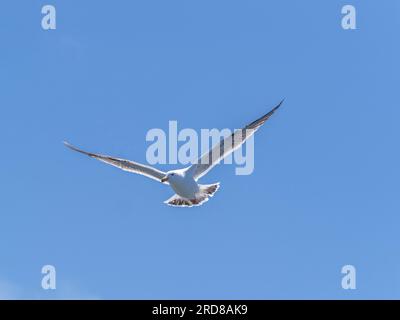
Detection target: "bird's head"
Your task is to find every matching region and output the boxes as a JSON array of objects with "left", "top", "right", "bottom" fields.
[{"left": 160, "top": 171, "right": 180, "bottom": 183}]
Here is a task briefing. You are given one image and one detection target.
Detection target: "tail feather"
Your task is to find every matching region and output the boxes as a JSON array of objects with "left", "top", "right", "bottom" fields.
[
  {"left": 199, "top": 183, "right": 220, "bottom": 197},
  {"left": 164, "top": 182, "right": 220, "bottom": 207}
]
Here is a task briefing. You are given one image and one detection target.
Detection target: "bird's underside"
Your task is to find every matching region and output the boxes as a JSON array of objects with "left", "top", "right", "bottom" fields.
[
  {"left": 64, "top": 99, "right": 283, "bottom": 207},
  {"left": 165, "top": 183, "right": 220, "bottom": 207}
]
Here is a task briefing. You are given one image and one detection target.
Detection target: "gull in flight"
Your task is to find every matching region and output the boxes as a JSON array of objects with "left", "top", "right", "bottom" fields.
[{"left": 64, "top": 100, "right": 283, "bottom": 207}]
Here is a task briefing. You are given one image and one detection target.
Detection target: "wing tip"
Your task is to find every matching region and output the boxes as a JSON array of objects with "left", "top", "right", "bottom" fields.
[
  {"left": 63, "top": 140, "right": 73, "bottom": 148},
  {"left": 246, "top": 98, "right": 284, "bottom": 129},
  {"left": 269, "top": 98, "right": 285, "bottom": 114},
  {"left": 263, "top": 98, "right": 285, "bottom": 118},
  {"left": 276, "top": 98, "right": 285, "bottom": 109},
  {"left": 63, "top": 140, "right": 79, "bottom": 152},
  {"left": 63, "top": 140, "right": 93, "bottom": 157}
]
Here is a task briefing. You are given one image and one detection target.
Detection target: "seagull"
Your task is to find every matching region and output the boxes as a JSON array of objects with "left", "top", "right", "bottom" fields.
[{"left": 64, "top": 100, "right": 283, "bottom": 207}]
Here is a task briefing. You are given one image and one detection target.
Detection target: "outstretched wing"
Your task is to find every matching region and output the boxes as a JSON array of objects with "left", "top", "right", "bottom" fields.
[
  {"left": 189, "top": 99, "right": 283, "bottom": 180},
  {"left": 64, "top": 142, "right": 168, "bottom": 184}
]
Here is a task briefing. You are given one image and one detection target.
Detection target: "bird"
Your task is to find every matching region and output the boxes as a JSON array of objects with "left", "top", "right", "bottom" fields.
[{"left": 64, "top": 100, "right": 283, "bottom": 207}]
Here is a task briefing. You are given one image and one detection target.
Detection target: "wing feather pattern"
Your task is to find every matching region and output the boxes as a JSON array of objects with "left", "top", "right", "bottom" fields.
[
  {"left": 64, "top": 142, "right": 168, "bottom": 184},
  {"left": 190, "top": 100, "right": 283, "bottom": 180}
]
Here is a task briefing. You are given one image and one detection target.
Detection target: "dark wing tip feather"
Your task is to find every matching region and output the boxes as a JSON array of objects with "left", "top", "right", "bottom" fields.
[
  {"left": 245, "top": 99, "right": 284, "bottom": 130},
  {"left": 63, "top": 141, "right": 97, "bottom": 157}
]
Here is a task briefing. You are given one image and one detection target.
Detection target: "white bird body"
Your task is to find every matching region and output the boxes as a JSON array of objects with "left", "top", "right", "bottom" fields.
[
  {"left": 160, "top": 167, "right": 220, "bottom": 206},
  {"left": 64, "top": 100, "right": 283, "bottom": 207},
  {"left": 166, "top": 169, "right": 199, "bottom": 199}
]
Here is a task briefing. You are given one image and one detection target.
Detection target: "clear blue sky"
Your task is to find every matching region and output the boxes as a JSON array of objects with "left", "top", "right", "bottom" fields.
[{"left": 0, "top": 0, "right": 399, "bottom": 299}]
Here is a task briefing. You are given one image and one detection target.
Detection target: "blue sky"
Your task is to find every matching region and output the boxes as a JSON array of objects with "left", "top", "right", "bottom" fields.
[{"left": 0, "top": 0, "right": 399, "bottom": 299}]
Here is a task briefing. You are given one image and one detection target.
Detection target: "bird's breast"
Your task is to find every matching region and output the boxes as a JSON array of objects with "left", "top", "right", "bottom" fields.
[{"left": 169, "top": 177, "right": 199, "bottom": 199}]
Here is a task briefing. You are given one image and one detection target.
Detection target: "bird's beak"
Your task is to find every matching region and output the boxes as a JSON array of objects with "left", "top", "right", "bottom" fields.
[{"left": 161, "top": 176, "right": 168, "bottom": 183}]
